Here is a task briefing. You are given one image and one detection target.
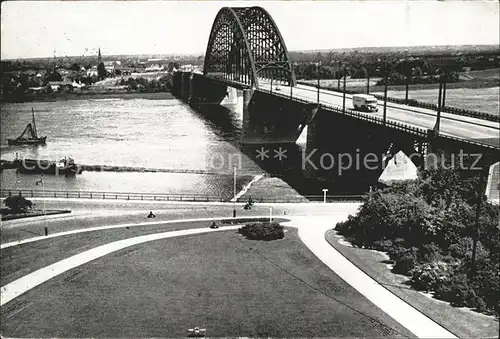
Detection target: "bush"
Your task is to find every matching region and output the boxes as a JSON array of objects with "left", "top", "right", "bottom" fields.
[
  {"left": 238, "top": 222, "right": 284, "bottom": 241},
  {"left": 410, "top": 260, "right": 458, "bottom": 291},
  {"left": 392, "top": 246, "right": 420, "bottom": 274},
  {"left": 4, "top": 195, "right": 33, "bottom": 213},
  {"left": 433, "top": 273, "right": 476, "bottom": 308}
]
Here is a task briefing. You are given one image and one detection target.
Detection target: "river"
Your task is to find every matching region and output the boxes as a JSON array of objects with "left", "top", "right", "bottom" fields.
[{"left": 1, "top": 95, "right": 318, "bottom": 200}]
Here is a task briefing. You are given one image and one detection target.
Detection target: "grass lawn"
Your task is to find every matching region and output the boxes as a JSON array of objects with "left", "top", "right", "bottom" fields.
[
  {"left": 1, "top": 228, "right": 413, "bottom": 338},
  {"left": 0, "top": 218, "right": 286, "bottom": 286},
  {"left": 371, "top": 87, "right": 499, "bottom": 115}
]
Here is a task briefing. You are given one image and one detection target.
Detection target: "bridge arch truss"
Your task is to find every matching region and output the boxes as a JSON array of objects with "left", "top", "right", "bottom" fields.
[{"left": 203, "top": 6, "right": 296, "bottom": 89}]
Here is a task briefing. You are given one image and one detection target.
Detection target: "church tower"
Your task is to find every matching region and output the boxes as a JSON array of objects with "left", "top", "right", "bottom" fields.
[
  {"left": 98, "top": 47, "right": 102, "bottom": 64},
  {"left": 97, "top": 47, "right": 106, "bottom": 80}
]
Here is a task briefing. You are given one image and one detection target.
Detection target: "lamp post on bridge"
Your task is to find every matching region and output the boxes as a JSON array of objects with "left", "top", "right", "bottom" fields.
[
  {"left": 442, "top": 69, "right": 447, "bottom": 107},
  {"left": 434, "top": 74, "right": 443, "bottom": 133},
  {"left": 366, "top": 72, "right": 370, "bottom": 94},
  {"left": 316, "top": 61, "right": 321, "bottom": 104},
  {"left": 383, "top": 62, "right": 388, "bottom": 126},
  {"left": 342, "top": 67, "right": 347, "bottom": 113}
]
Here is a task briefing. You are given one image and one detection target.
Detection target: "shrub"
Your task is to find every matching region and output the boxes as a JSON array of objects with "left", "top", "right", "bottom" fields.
[
  {"left": 238, "top": 222, "right": 284, "bottom": 241},
  {"left": 433, "top": 273, "right": 476, "bottom": 308},
  {"left": 410, "top": 260, "right": 458, "bottom": 291},
  {"left": 392, "top": 246, "right": 420, "bottom": 275},
  {"left": 4, "top": 195, "right": 33, "bottom": 213}
]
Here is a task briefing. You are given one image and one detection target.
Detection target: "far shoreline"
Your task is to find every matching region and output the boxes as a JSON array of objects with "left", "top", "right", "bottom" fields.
[{"left": 0, "top": 90, "right": 176, "bottom": 104}]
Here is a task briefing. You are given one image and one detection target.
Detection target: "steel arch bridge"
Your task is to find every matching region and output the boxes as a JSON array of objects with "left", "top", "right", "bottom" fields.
[{"left": 203, "top": 6, "right": 296, "bottom": 90}]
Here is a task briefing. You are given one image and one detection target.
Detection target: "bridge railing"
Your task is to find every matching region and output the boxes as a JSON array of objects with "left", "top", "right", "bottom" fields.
[
  {"left": 261, "top": 88, "right": 499, "bottom": 150},
  {"left": 0, "top": 189, "right": 363, "bottom": 204},
  {"left": 296, "top": 80, "right": 499, "bottom": 123},
  {"left": 262, "top": 88, "right": 428, "bottom": 137}
]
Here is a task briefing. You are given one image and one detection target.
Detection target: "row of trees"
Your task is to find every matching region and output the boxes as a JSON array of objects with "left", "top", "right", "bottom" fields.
[
  {"left": 116, "top": 75, "right": 171, "bottom": 92},
  {"left": 292, "top": 55, "right": 465, "bottom": 81}
]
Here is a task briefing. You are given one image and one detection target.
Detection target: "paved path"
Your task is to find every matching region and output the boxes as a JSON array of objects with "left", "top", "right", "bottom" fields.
[
  {"left": 288, "top": 216, "right": 456, "bottom": 339},
  {"left": 1, "top": 211, "right": 457, "bottom": 338}
]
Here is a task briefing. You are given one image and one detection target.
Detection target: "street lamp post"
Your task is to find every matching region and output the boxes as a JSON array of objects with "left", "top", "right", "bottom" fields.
[
  {"left": 322, "top": 189, "right": 328, "bottom": 203},
  {"left": 233, "top": 165, "right": 237, "bottom": 218}
]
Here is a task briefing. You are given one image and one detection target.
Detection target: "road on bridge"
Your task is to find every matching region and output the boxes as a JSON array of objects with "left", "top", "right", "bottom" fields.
[{"left": 260, "top": 82, "right": 499, "bottom": 147}]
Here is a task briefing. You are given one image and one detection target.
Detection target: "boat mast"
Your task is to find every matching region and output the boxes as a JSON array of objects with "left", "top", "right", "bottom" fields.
[{"left": 31, "top": 107, "right": 38, "bottom": 138}]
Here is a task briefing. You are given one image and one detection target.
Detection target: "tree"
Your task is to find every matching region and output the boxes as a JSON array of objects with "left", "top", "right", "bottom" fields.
[
  {"left": 46, "top": 70, "right": 62, "bottom": 82},
  {"left": 70, "top": 63, "right": 80, "bottom": 71},
  {"left": 97, "top": 62, "right": 106, "bottom": 80}
]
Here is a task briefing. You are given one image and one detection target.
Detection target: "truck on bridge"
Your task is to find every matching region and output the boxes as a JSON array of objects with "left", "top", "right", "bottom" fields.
[{"left": 353, "top": 94, "right": 378, "bottom": 112}]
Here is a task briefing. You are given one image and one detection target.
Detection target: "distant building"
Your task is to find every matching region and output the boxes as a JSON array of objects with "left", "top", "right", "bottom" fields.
[
  {"left": 87, "top": 66, "right": 98, "bottom": 77},
  {"left": 180, "top": 64, "right": 193, "bottom": 72},
  {"left": 47, "top": 81, "right": 73, "bottom": 92},
  {"left": 145, "top": 64, "right": 164, "bottom": 72}
]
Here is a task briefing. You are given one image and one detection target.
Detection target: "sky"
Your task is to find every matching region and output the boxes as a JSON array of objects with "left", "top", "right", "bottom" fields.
[{"left": 1, "top": 0, "right": 499, "bottom": 60}]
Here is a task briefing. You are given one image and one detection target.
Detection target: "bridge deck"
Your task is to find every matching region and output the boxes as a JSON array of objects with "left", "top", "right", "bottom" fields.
[{"left": 259, "top": 82, "right": 499, "bottom": 148}]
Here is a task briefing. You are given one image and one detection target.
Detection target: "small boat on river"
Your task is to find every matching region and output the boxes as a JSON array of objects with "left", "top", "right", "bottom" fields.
[
  {"left": 8, "top": 108, "right": 47, "bottom": 145},
  {"left": 15, "top": 157, "right": 82, "bottom": 175}
]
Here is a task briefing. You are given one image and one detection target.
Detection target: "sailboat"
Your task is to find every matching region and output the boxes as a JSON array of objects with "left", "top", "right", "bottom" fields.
[{"left": 8, "top": 108, "right": 47, "bottom": 145}]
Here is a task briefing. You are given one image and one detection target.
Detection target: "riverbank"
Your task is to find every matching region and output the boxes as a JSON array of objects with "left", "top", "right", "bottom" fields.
[{"left": 0, "top": 90, "right": 175, "bottom": 103}]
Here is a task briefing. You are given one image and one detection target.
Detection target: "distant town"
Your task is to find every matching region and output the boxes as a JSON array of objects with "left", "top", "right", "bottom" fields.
[{"left": 1, "top": 44, "right": 498, "bottom": 102}]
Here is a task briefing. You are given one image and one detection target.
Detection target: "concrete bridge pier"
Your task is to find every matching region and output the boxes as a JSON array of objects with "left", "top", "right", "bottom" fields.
[
  {"left": 171, "top": 72, "right": 183, "bottom": 98},
  {"left": 181, "top": 72, "right": 191, "bottom": 100},
  {"left": 186, "top": 74, "right": 228, "bottom": 105},
  {"left": 188, "top": 73, "right": 195, "bottom": 104},
  {"left": 241, "top": 90, "right": 313, "bottom": 144},
  {"left": 242, "top": 88, "right": 254, "bottom": 140}
]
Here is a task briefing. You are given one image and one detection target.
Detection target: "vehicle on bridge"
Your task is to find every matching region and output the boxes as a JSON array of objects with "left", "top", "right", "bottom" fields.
[{"left": 353, "top": 94, "right": 378, "bottom": 112}]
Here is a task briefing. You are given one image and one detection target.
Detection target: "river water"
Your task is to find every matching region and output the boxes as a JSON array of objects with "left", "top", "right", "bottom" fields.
[{"left": 1, "top": 96, "right": 315, "bottom": 200}]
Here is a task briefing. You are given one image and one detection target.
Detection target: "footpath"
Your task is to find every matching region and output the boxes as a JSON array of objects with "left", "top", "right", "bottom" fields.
[{"left": 1, "top": 199, "right": 498, "bottom": 338}]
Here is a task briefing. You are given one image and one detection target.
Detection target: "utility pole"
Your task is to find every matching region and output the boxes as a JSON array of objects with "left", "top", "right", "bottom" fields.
[{"left": 366, "top": 73, "right": 370, "bottom": 94}]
